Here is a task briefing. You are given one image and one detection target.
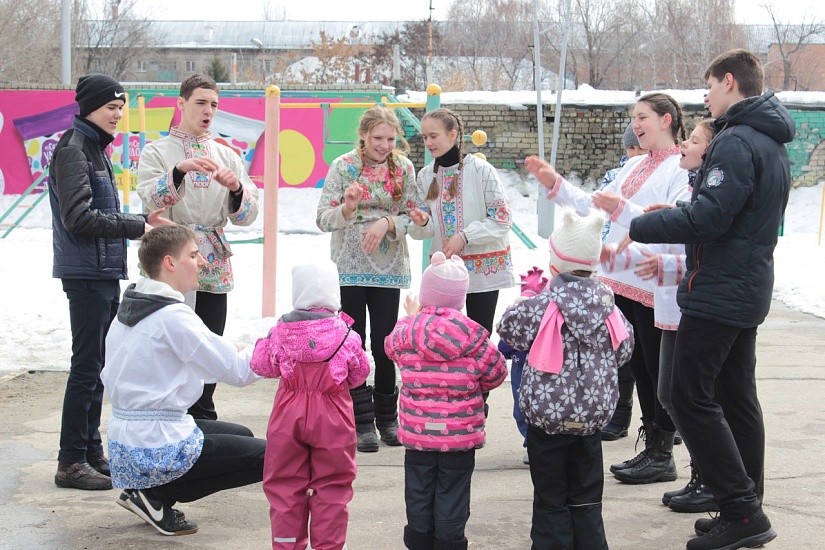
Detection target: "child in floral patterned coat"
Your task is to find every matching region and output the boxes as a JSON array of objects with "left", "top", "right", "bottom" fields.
[
  {"left": 251, "top": 259, "right": 371, "bottom": 550},
  {"left": 498, "top": 209, "right": 635, "bottom": 550},
  {"left": 385, "top": 251, "right": 507, "bottom": 550}
]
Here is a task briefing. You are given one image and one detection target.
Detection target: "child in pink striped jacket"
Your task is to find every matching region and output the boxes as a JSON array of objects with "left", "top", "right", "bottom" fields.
[{"left": 385, "top": 251, "right": 506, "bottom": 550}]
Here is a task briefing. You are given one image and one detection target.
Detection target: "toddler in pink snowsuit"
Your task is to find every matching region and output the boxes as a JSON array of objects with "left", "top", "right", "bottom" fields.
[{"left": 251, "top": 259, "right": 370, "bottom": 550}]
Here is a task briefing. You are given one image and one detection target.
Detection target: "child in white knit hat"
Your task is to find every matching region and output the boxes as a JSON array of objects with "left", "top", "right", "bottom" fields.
[
  {"left": 385, "top": 251, "right": 507, "bottom": 550},
  {"left": 251, "top": 259, "right": 371, "bottom": 550},
  {"left": 498, "top": 209, "right": 635, "bottom": 550}
]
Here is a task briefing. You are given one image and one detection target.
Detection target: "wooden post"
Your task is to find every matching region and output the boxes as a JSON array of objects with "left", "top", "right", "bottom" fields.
[{"left": 262, "top": 86, "right": 281, "bottom": 317}]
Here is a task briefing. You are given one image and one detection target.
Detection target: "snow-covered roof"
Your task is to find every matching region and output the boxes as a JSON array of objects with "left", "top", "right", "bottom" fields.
[{"left": 141, "top": 20, "right": 404, "bottom": 50}]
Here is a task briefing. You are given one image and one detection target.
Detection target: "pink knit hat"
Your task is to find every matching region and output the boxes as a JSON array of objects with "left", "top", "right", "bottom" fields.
[{"left": 420, "top": 251, "right": 469, "bottom": 310}]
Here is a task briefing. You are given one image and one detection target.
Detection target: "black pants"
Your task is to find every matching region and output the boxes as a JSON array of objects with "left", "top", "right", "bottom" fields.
[
  {"left": 341, "top": 286, "right": 400, "bottom": 395},
  {"left": 527, "top": 425, "right": 608, "bottom": 550},
  {"left": 59, "top": 279, "right": 120, "bottom": 464},
  {"left": 404, "top": 449, "right": 474, "bottom": 548},
  {"left": 614, "top": 295, "right": 674, "bottom": 431},
  {"left": 149, "top": 419, "right": 265, "bottom": 506},
  {"left": 671, "top": 314, "right": 764, "bottom": 519},
  {"left": 188, "top": 291, "right": 228, "bottom": 420},
  {"left": 466, "top": 290, "right": 499, "bottom": 416}
]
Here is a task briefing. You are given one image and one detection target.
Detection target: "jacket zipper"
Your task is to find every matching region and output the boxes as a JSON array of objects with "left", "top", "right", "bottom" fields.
[{"left": 687, "top": 244, "right": 701, "bottom": 292}]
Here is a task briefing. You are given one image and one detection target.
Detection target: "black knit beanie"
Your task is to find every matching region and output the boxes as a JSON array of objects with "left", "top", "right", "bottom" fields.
[{"left": 75, "top": 74, "right": 125, "bottom": 117}]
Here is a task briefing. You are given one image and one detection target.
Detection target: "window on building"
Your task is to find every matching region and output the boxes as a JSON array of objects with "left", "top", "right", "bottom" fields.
[
  {"left": 186, "top": 60, "right": 196, "bottom": 72},
  {"left": 136, "top": 60, "right": 147, "bottom": 73}
]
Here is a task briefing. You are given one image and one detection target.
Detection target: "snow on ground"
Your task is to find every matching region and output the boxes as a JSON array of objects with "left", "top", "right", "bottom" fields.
[{"left": 0, "top": 175, "right": 822, "bottom": 376}]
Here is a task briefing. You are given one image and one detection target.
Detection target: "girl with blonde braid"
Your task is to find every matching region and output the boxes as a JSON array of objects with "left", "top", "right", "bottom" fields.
[{"left": 317, "top": 107, "right": 429, "bottom": 453}]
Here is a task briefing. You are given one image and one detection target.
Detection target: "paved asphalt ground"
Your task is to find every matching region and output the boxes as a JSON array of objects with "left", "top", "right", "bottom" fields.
[{"left": 1, "top": 301, "right": 823, "bottom": 549}]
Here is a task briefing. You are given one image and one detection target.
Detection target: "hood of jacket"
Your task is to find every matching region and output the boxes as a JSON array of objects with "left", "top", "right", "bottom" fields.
[
  {"left": 548, "top": 272, "right": 616, "bottom": 347},
  {"left": 116, "top": 279, "right": 184, "bottom": 327},
  {"left": 715, "top": 92, "right": 795, "bottom": 145},
  {"left": 275, "top": 310, "right": 353, "bottom": 363},
  {"left": 400, "top": 306, "right": 486, "bottom": 362}
]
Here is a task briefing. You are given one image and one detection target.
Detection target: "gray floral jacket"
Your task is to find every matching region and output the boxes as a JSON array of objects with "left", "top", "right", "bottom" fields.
[{"left": 497, "top": 273, "right": 634, "bottom": 436}]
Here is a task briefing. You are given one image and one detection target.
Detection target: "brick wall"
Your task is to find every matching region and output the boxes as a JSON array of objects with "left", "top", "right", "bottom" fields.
[{"left": 405, "top": 102, "right": 823, "bottom": 188}]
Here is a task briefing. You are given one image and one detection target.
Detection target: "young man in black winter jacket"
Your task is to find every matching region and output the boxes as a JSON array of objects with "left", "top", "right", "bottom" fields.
[
  {"left": 48, "top": 74, "right": 170, "bottom": 491},
  {"left": 628, "top": 49, "right": 793, "bottom": 550}
]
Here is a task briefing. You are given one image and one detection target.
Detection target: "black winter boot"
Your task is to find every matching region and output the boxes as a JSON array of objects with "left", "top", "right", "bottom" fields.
[
  {"left": 403, "top": 526, "right": 434, "bottom": 550},
  {"left": 602, "top": 396, "right": 633, "bottom": 441},
  {"left": 374, "top": 387, "right": 402, "bottom": 446},
  {"left": 609, "top": 418, "right": 652, "bottom": 473},
  {"left": 668, "top": 461, "right": 718, "bottom": 513},
  {"left": 351, "top": 385, "right": 379, "bottom": 453},
  {"left": 613, "top": 423, "right": 677, "bottom": 484}
]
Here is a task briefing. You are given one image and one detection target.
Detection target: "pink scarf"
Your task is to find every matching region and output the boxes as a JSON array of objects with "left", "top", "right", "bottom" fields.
[{"left": 527, "top": 302, "right": 629, "bottom": 374}]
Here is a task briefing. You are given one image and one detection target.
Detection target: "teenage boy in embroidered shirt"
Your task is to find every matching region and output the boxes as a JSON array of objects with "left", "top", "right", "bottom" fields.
[{"left": 137, "top": 73, "right": 260, "bottom": 421}]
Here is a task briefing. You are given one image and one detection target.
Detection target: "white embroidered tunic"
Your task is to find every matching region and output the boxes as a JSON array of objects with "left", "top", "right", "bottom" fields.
[
  {"left": 544, "top": 148, "right": 689, "bottom": 308},
  {"left": 102, "top": 278, "right": 259, "bottom": 489},
  {"left": 316, "top": 150, "right": 429, "bottom": 288},
  {"left": 137, "top": 128, "right": 260, "bottom": 293},
  {"left": 415, "top": 154, "right": 515, "bottom": 293}
]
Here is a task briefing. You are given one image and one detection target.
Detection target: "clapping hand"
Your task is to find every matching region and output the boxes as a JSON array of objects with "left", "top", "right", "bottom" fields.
[
  {"left": 592, "top": 191, "right": 621, "bottom": 214},
  {"left": 410, "top": 208, "right": 430, "bottom": 226},
  {"left": 404, "top": 293, "right": 421, "bottom": 316},
  {"left": 520, "top": 266, "right": 548, "bottom": 297},
  {"left": 342, "top": 183, "right": 363, "bottom": 219},
  {"left": 524, "top": 156, "right": 559, "bottom": 190}
]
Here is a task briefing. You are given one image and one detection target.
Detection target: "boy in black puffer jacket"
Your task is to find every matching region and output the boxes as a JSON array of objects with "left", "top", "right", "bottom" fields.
[
  {"left": 629, "top": 49, "right": 792, "bottom": 550},
  {"left": 49, "top": 74, "right": 170, "bottom": 491}
]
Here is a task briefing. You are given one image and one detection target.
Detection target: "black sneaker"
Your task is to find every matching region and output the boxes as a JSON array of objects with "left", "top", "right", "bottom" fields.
[
  {"left": 117, "top": 490, "right": 185, "bottom": 521},
  {"left": 687, "top": 512, "right": 777, "bottom": 550},
  {"left": 54, "top": 462, "right": 112, "bottom": 490},
  {"left": 122, "top": 489, "right": 198, "bottom": 536}
]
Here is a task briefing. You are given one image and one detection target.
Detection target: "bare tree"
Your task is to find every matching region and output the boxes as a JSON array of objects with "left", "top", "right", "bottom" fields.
[
  {"left": 372, "top": 20, "right": 445, "bottom": 90},
  {"left": 0, "top": 0, "right": 61, "bottom": 84},
  {"left": 444, "top": 0, "right": 534, "bottom": 91},
  {"left": 301, "top": 30, "right": 370, "bottom": 85},
  {"left": 73, "top": 0, "right": 159, "bottom": 81},
  {"left": 647, "top": 0, "right": 745, "bottom": 89},
  {"left": 262, "top": 1, "right": 288, "bottom": 21},
  {"left": 763, "top": 3, "right": 825, "bottom": 90}
]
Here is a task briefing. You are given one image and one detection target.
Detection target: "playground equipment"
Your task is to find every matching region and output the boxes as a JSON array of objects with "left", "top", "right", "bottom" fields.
[{"left": 0, "top": 172, "right": 50, "bottom": 239}]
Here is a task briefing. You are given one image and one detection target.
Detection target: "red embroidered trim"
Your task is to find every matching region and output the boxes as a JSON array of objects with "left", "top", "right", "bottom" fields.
[
  {"left": 610, "top": 198, "right": 627, "bottom": 222},
  {"left": 457, "top": 246, "right": 512, "bottom": 261},
  {"left": 599, "top": 278, "right": 654, "bottom": 308},
  {"left": 620, "top": 147, "right": 681, "bottom": 199},
  {"left": 657, "top": 256, "right": 664, "bottom": 286}
]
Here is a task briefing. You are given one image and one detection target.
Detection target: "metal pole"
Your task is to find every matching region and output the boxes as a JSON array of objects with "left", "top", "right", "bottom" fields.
[
  {"left": 532, "top": 0, "right": 544, "bottom": 160},
  {"left": 61, "top": 0, "right": 71, "bottom": 85},
  {"left": 551, "top": 0, "right": 573, "bottom": 167}
]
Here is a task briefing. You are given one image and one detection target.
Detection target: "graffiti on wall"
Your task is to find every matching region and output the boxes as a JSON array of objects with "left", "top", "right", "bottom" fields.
[{"left": 0, "top": 90, "right": 373, "bottom": 195}]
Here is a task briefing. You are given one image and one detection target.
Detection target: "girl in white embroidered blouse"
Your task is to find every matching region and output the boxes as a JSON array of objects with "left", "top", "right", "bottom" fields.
[{"left": 524, "top": 93, "right": 691, "bottom": 487}]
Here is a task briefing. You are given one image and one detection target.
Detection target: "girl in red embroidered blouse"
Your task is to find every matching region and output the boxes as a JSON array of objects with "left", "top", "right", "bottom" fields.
[{"left": 524, "top": 93, "right": 691, "bottom": 487}]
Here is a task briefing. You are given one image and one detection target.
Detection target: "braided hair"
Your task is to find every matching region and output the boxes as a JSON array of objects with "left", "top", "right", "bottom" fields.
[
  {"left": 355, "top": 107, "right": 409, "bottom": 202},
  {"left": 423, "top": 108, "right": 465, "bottom": 201},
  {"left": 637, "top": 92, "right": 687, "bottom": 145}
]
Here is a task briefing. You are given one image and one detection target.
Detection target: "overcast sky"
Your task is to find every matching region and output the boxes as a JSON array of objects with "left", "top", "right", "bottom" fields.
[{"left": 104, "top": 0, "right": 823, "bottom": 25}]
